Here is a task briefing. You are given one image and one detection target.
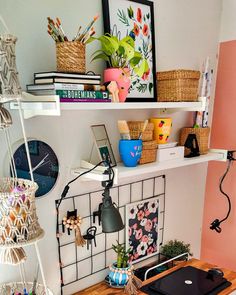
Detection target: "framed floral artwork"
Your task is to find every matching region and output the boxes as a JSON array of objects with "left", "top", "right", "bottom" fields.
[
  {"left": 125, "top": 197, "right": 159, "bottom": 263},
  {"left": 102, "top": 0, "right": 157, "bottom": 102}
]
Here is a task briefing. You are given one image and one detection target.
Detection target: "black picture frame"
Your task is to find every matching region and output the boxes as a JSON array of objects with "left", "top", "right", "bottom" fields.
[{"left": 102, "top": 0, "right": 157, "bottom": 103}]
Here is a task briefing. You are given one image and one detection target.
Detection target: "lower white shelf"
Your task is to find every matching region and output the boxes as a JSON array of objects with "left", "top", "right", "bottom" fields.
[{"left": 72, "top": 150, "right": 227, "bottom": 183}]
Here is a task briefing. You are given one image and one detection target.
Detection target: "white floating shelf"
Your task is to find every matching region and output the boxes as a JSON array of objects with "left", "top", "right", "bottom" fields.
[
  {"left": 72, "top": 150, "right": 227, "bottom": 183},
  {"left": 61, "top": 97, "right": 206, "bottom": 111},
  {"left": 10, "top": 93, "right": 206, "bottom": 118},
  {"left": 10, "top": 92, "right": 61, "bottom": 119}
]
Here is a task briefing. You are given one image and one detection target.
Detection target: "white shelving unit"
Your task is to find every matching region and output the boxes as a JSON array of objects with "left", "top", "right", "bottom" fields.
[
  {"left": 72, "top": 150, "right": 228, "bottom": 183},
  {"left": 10, "top": 93, "right": 207, "bottom": 118}
]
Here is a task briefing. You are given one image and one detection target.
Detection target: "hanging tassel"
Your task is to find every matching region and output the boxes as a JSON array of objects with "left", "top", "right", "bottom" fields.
[
  {"left": 75, "top": 226, "right": 86, "bottom": 247},
  {"left": 0, "top": 247, "right": 27, "bottom": 265},
  {"left": 125, "top": 267, "right": 142, "bottom": 295}
]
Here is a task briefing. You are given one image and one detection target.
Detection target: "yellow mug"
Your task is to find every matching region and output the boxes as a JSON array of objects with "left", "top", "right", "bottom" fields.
[{"left": 149, "top": 118, "right": 172, "bottom": 144}]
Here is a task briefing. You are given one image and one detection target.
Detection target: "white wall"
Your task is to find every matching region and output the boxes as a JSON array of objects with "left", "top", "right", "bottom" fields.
[
  {"left": 0, "top": 0, "right": 222, "bottom": 294},
  {"left": 219, "top": 0, "right": 236, "bottom": 42}
]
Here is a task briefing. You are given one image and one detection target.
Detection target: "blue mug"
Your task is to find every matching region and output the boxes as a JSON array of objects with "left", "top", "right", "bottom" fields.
[{"left": 119, "top": 139, "right": 142, "bottom": 167}]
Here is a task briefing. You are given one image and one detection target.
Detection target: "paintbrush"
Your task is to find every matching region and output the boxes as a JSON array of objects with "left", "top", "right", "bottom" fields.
[
  {"left": 56, "top": 17, "right": 68, "bottom": 41},
  {"left": 139, "top": 120, "right": 148, "bottom": 139},
  {"left": 82, "top": 28, "right": 95, "bottom": 44},
  {"left": 118, "top": 120, "right": 131, "bottom": 140},
  {"left": 74, "top": 25, "right": 82, "bottom": 41},
  {"left": 78, "top": 14, "right": 99, "bottom": 41}
]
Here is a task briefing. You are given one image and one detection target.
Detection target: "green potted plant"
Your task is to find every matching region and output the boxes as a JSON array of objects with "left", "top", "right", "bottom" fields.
[
  {"left": 161, "top": 239, "right": 193, "bottom": 265},
  {"left": 89, "top": 34, "right": 149, "bottom": 102},
  {"left": 108, "top": 240, "right": 132, "bottom": 286}
]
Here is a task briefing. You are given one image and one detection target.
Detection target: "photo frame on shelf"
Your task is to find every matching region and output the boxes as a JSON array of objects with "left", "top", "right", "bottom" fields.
[
  {"left": 102, "top": 0, "right": 157, "bottom": 103},
  {"left": 125, "top": 196, "right": 160, "bottom": 263},
  {"left": 90, "top": 124, "right": 117, "bottom": 167}
]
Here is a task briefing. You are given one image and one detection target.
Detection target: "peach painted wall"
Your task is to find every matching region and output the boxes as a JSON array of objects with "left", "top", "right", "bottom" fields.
[{"left": 201, "top": 40, "right": 236, "bottom": 270}]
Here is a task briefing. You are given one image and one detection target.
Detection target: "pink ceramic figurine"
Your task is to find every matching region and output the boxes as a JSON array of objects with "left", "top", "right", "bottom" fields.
[{"left": 104, "top": 68, "right": 131, "bottom": 102}]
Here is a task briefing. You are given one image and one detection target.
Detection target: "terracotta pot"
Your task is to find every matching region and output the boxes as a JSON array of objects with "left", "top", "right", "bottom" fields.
[{"left": 104, "top": 68, "right": 131, "bottom": 102}]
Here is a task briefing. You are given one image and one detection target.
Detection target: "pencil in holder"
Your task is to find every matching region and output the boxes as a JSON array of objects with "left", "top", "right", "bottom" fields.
[{"left": 56, "top": 41, "right": 86, "bottom": 73}]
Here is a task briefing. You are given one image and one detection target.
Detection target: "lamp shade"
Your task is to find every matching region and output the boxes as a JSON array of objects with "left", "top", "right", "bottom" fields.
[{"left": 101, "top": 189, "right": 124, "bottom": 233}]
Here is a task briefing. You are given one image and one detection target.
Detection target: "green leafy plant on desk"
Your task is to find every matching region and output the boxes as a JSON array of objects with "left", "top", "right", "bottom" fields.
[{"left": 161, "top": 239, "right": 193, "bottom": 262}]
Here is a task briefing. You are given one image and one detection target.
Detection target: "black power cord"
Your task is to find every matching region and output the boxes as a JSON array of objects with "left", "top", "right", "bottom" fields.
[
  {"left": 210, "top": 151, "right": 236, "bottom": 233},
  {"left": 55, "top": 159, "right": 112, "bottom": 290}
]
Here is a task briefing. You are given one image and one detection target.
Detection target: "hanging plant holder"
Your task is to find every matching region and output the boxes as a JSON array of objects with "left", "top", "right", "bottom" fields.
[
  {"left": 0, "top": 34, "right": 22, "bottom": 103},
  {"left": 0, "top": 178, "right": 44, "bottom": 247}
]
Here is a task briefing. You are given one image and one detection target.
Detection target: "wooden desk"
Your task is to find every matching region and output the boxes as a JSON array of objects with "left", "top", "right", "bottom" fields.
[{"left": 75, "top": 259, "right": 236, "bottom": 295}]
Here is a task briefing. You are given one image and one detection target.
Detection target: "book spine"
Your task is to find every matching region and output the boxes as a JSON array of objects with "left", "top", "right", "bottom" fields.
[
  {"left": 60, "top": 98, "right": 111, "bottom": 103},
  {"left": 34, "top": 77, "right": 101, "bottom": 85},
  {"left": 54, "top": 84, "right": 105, "bottom": 91},
  {"left": 56, "top": 90, "right": 110, "bottom": 99},
  {"left": 34, "top": 72, "right": 101, "bottom": 79}
]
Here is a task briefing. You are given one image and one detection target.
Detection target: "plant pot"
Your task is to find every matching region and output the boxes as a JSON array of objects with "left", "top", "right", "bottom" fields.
[
  {"left": 149, "top": 118, "right": 172, "bottom": 144},
  {"left": 109, "top": 263, "right": 131, "bottom": 286},
  {"left": 104, "top": 68, "right": 131, "bottom": 102},
  {"left": 119, "top": 139, "right": 142, "bottom": 167}
]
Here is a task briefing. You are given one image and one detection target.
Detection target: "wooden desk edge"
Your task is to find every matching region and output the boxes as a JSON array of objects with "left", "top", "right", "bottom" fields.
[{"left": 75, "top": 258, "right": 236, "bottom": 295}]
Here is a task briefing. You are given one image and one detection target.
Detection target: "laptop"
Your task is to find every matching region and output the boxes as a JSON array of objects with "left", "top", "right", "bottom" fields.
[{"left": 142, "top": 266, "right": 231, "bottom": 295}]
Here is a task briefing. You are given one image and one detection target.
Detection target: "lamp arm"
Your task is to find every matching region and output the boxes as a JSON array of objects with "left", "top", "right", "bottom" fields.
[
  {"left": 56, "top": 160, "right": 106, "bottom": 211},
  {"left": 210, "top": 151, "right": 235, "bottom": 233}
]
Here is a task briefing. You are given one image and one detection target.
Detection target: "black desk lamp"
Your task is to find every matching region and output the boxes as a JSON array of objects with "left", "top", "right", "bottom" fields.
[
  {"left": 101, "top": 168, "right": 124, "bottom": 233},
  {"left": 56, "top": 158, "right": 124, "bottom": 235}
]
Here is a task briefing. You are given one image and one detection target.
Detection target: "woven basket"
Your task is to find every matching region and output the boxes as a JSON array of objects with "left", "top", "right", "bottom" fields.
[
  {"left": 157, "top": 70, "right": 200, "bottom": 102},
  {"left": 142, "top": 140, "right": 157, "bottom": 150},
  {"left": 128, "top": 121, "right": 154, "bottom": 141},
  {"left": 0, "top": 178, "right": 44, "bottom": 246},
  {"left": 0, "top": 282, "right": 53, "bottom": 295},
  {"left": 179, "top": 127, "right": 210, "bottom": 155},
  {"left": 139, "top": 141, "right": 157, "bottom": 164},
  {"left": 56, "top": 41, "right": 86, "bottom": 73}
]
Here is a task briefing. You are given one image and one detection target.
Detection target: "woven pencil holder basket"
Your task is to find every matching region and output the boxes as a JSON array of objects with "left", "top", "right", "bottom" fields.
[
  {"left": 179, "top": 127, "right": 210, "bottom": 155},
  {"left": 139, "top": 141, "right": 157, "bottom": 164},
  {"left": 157, "top": 70, "right": 201, "bottom": 102},
  {"left": 56, "top": 41, "right": 86, "bottom": 73},
  {"left": 0, "top": 178, "right": 44, "bottom": 246},
  {"left": 128, "top": 121, "right": 154, "bottom": 142}
]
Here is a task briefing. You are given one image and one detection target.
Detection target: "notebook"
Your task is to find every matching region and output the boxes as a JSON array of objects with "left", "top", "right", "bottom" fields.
[{"left": 141, "top": 266, "right": 231, "bottom": 295}]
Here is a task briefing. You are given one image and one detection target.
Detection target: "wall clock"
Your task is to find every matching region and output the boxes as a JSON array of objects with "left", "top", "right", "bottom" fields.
[{"left": 12, "top": 140, "right": 59, "bottom": 198}]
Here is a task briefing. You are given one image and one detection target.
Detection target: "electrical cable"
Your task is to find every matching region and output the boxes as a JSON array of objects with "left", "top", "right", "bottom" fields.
[
  {"left": 210, "top": 154, "right": 235, "bottom": 233},
  {"left": 55, "top": 159, "right": 112, "bottom": 290}
]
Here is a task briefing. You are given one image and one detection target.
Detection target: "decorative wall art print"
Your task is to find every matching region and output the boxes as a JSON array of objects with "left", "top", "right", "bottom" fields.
[
  {"left": 102, "top": 0, "right": 157, "bottom": 102},
  {"left": 126, "top": 196, "right": 159, "bottom": 263}
]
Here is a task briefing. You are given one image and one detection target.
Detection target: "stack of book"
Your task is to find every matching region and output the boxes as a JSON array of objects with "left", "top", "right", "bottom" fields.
[{"left": 26, "top": 71, "right": 111, "bottom": 103}]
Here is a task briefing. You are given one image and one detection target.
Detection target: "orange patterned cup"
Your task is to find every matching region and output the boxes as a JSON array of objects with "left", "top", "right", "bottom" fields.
[{"left": 149, "top": 118, "right": 172, "bottom": 144}]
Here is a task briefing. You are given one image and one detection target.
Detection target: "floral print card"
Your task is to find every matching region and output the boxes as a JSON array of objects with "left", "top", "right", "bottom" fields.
[
  {"left": 126, "top": 197, "right": 159, "bottom": 263},
  {"left": 102, "top": 0, "right": 157, "bottom": 102}
]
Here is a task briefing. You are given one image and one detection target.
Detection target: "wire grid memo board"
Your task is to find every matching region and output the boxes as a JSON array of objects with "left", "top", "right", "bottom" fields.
[{"left": 56, "top": 175, "right": 166, "bottom": 294}]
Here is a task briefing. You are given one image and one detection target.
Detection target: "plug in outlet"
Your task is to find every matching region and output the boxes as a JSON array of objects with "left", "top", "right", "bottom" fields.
[{"left": 227, "top": 150, "right": 236, "bottom": 161}]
